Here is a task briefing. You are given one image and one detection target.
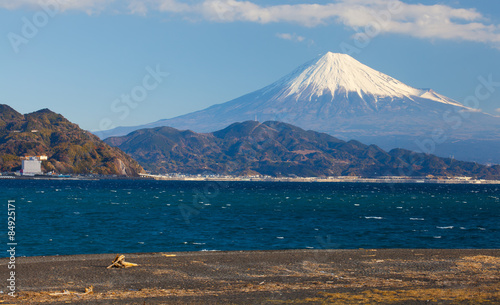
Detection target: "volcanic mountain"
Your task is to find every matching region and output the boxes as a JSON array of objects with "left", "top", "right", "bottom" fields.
[
  {"left": 104, "top": 121, "right": 500, "bottom": 179},
  {"left": 97, "top": 52, "right": 500, "bottom": 164}
]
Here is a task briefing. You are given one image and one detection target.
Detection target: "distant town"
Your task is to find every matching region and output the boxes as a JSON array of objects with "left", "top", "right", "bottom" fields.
[
  {"left": 139, "top": 173, "right": 500, "bottom": 185},
  {"left": 1, "top": 155, "right": 498, "bottom": 184}
]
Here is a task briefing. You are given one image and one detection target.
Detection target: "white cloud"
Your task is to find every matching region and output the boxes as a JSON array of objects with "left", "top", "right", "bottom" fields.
[
  {"left": 127, "top": 1, "right": 148, "bottom": 16},
  {"left": 0, "top": 0, "right": 111, "bottom": 14},
  {"left": 159, "top": 0, "right": 500, "bottom": 48},
  {"left": 276, "top": 32, "right": 305, "bottom": 43},
  {"left": 157, "top": 0, "right": 191, "bottom": 13},
  {"left": 2, "top": 0, "right": 500, "bottom": 48}
]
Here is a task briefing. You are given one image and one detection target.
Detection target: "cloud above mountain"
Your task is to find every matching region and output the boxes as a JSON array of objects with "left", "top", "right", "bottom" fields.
[
  {"left": 276, "top": 33, "right": 306, "bottom": 43},
  {"left": 2, "top": 0, "right": 500, "bottom": 48}
]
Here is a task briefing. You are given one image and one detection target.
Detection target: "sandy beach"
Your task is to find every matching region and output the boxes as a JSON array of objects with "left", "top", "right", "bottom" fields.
[{"left": 1, "top": 249, "right": 499, "bottom": 304}]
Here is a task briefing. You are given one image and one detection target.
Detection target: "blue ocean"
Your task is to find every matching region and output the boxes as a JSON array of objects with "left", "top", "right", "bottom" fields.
[{"left": 1, "top": 180, "right": 499, "bottom": 257}]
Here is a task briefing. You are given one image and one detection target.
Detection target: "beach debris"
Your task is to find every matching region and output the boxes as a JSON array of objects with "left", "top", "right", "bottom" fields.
[
  {"left": 162, "top": 254, "right": 176, "bottom": 257},
  {"left": 83, "top": 286, "right": 94, "bottom": 295},
  {"left": 49, "top": 286, "right": 93, "bottom": 297},
  {"left": 107, "top": 254, "right": 138, "bottom": 269},
  {"left": 49, "top": 290, "right": 71, "bottom": 296}
]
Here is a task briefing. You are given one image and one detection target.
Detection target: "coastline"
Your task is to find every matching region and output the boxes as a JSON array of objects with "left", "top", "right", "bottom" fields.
[
  {"left": 3, "top": 173, "right": 500, "bottom": 184},
  {"left": 3, "top": 249, "right": 499, "bottom": 304},
  {"left": 141, "top": 174, "right": 500, "bottom": 184}
]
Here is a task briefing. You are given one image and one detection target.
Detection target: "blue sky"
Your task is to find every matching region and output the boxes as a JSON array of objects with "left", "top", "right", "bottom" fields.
[{"left": 1, "top": 0, "right": 500, "bottom": 132}]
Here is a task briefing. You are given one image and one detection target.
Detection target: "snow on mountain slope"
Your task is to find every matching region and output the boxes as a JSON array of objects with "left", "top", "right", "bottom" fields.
[
  {"left": 277, "top": 52, "right": 421, "bottom": 99},
  {"left": 265, "top": 52, "right": 466, "bottom": 108}
]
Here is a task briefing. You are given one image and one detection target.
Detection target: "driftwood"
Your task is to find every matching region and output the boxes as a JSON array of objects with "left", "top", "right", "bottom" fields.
[
  {"left": 107, "top": 254, "right": 138, "bottom": 269},
  {"left": 49, "top": 286, "right": 93, "bottom": 296}
]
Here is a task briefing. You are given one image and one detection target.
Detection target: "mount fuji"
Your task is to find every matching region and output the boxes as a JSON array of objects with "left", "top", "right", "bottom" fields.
[{"left": 97, "top": 52, "right": 500, "bottom": 164}]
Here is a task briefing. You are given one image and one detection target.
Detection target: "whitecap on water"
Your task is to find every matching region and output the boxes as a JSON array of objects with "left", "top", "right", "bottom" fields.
[
  {"left": 437, "top": 226, "right": 454, "bottom": 229},
  {"left": 276, "top": 236, "right": 284, "bottom": 239},
  {"left": 364, "top": 216, "right": 383, "bottom": 220},
  {"left": 410, "top": 218, "right": 424, "bottom": 221}
]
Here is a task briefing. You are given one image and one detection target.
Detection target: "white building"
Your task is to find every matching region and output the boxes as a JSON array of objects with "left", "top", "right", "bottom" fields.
[{"left": 21, "top": 157, "right": 43, "bottom": 175}]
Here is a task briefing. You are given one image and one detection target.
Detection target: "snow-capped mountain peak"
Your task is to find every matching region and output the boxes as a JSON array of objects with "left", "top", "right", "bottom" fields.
[
  {"left": 272, "top": 52, "right": 464, "bottom": 108},
  {"left": 275, "top": 52, "right": 418, "bottom": 98}
]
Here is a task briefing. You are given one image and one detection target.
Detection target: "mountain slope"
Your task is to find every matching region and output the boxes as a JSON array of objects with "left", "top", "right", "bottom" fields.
[
  {"left": 0, "top": 105, "right": 144, "bottom": 176},
  {"left": 96, "top": 52, "right": 500, "bottom": 165},
  {"left": 104, "top": 121, "right": 500, "bottom": 179}
]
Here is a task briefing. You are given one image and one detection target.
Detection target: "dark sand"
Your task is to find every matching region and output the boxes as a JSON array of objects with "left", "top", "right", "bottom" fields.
[{"left": 1, "top": 249, "right": 499, "bottom": 304}]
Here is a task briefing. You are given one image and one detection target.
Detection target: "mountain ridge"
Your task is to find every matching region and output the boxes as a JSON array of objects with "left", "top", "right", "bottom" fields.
[
  {"left": 0, "top": 104, "right": 144, "bottom": 176},
  {"left": 104, "top": 121, "right": 500, "bottom": 179},
  {"left": 95, "top": 52, "right": 500, "bottom": 165}
]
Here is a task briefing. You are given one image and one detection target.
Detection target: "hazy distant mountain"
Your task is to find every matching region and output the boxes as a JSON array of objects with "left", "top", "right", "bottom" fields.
[
  {"left": 96, "top": 52, "right": 500, "bottom": 164},
  {"left": 104, "top": 121, "right": 500, "bottom": 179},
  {"left": 0, "top": 105, "right": 143, "bottom": 176}
]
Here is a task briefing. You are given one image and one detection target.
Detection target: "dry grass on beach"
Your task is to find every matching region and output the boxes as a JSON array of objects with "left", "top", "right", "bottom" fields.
[{"left": 1, "top": 250, "right": 499, "bottom": 304}]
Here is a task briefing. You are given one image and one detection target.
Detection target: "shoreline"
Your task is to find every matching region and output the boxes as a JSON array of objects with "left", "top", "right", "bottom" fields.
[
  {"left": 2, "top": 174, "right": 500, "bottom": 184},
  {"left": 3, "top": 249, "right": 499, "bottom": 304},
  {"left": 141, "top": 174, "right": 500, "bottom": 184}
]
